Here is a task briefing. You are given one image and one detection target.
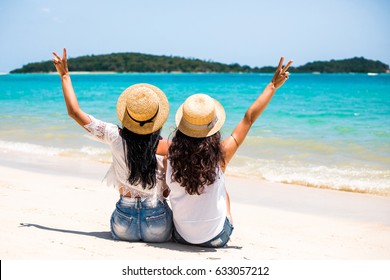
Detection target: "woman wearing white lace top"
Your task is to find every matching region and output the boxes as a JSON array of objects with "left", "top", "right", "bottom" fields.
[
  {"left": 52, "top": 48, "right": 172, "bottom": 242},
  {"left": 167, "top": 57, "right": 293, "bottom": 247}
]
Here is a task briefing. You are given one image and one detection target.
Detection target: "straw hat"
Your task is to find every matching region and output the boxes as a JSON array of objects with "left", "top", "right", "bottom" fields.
[
  {"left": 176, "top": 94, "right": 226, "bottom": 138},
  {"left": 116, "top": 83, "right": 169, "bottom": 135}
]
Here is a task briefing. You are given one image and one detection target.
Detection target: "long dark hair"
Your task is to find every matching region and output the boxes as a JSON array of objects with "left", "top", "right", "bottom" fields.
[
  {"left": 121, "top": 127, "right": 161, "bottom": 189},
  {"left": 168, "top": 130, "right": 225, "bottom": 195}
]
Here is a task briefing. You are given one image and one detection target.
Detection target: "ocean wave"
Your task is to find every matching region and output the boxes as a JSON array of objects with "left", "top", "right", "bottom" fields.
[
  {"left": 1, "top": 139, "right": 389, "bottom": 195},
  {"left": 0, "top": 140, "right": 64, "bottom": 156},
  {"left": 0, "top": 140, "right": 112, "bottom": 163},
  {"left": 227, "top": 157, "right": 390, "bottom": 196}
]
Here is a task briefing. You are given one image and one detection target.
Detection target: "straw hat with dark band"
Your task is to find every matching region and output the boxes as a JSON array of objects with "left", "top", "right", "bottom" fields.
[
  {"left": 176, "top": 94, "right": 226, "bottom": 138},
  {"left": 117, "top": 83, "right": 169, "bottom": 135}
]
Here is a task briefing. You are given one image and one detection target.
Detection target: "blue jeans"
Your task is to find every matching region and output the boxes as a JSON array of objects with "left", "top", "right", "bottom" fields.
[
  {"left": 173, "top": 218, "right": 234, "bottom": 248},
  {"left": 110, "top": 196, "right": 173, "bottom": 242}
]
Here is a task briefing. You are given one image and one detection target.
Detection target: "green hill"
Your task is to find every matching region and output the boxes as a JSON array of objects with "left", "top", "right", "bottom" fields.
[
  {"left": 10, "top": 53, "right": 389, "bottom": 73},
  {"left": 294, "top": 57, "right": 389, "bottom": 73}
]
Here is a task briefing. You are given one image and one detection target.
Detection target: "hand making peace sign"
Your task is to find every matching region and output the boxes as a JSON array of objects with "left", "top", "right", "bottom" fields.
[
  {"left": 271, "top": 56, "right": 293, "bottom": 89},
  {"left": 52, "top": 48, "right": 69, "bottom": 77}
]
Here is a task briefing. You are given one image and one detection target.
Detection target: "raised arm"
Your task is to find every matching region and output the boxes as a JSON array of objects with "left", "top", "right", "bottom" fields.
[
  {"left": 222, "top": 56, "right": 293, "bottom": 167},
  {"left": 52, "top": 48, "right": 90, "bottom": 127}
]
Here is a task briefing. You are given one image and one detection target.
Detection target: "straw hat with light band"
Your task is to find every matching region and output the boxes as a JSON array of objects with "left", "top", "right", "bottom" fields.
[
  {"left": 176, "top": 94, "right": 226, "bottom": 138},
  {"left": 116, "top": 83, "right": 169, "bottom": 135}
]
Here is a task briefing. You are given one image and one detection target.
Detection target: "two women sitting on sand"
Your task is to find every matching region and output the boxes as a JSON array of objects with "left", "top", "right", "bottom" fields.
[{"left": 52, "top": 48, "right": 292, "bottom": 247}]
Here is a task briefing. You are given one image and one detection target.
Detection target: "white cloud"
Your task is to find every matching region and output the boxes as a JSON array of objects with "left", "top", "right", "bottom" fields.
[{"left": 40, "top": 7, "right": 50, "bottom": 13}]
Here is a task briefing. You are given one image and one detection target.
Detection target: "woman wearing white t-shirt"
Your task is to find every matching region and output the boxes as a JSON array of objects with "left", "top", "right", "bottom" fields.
[{"left": 167, "top": 57, "right": 293, "bottom": 247}]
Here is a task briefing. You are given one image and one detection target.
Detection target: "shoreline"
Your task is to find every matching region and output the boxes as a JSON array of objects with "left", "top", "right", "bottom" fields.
[
  {"left": 1, "top": 153, "right": 389, "bottom": 259},
  {"left": 1, "top": 140, "right": 389, "bottom": 197}
]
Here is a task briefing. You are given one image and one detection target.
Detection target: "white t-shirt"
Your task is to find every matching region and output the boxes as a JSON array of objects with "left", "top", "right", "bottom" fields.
[
  {"left": 166, "top": 160, "right": 227, "bottom": 244},
  {"left": 84, "top": 115, "right": 168, "bottom": 202}
]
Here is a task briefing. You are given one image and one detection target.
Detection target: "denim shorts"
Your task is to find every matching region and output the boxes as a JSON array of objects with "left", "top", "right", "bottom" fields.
[
  {"left": 172, "top": 217, "right": 234, "bottom": 248},
  {"left": 110, "top": 196, "right": 173, "bottom": 243}
]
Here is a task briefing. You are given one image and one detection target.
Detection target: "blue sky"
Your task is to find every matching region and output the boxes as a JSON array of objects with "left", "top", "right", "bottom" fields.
[{"left": 0, "top": 0, "right": 389, "bottom": 72}]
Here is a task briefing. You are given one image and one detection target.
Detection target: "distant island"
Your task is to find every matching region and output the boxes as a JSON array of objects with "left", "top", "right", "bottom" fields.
[{"left": 10, "top": 53, "right": 389, "bottom": 73}]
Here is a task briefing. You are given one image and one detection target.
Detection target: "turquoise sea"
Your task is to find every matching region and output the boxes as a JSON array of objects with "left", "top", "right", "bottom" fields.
[{"left": 0, "top": 73, "right": 389, "bottom": 195}]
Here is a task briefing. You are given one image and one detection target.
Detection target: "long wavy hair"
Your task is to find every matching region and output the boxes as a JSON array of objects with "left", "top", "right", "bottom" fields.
[
  {"left": 168, "top": 130, "right": 225, "bottom": 195},
  {"left": 121, "top": 127, "right": 161, "bottom": 189}
]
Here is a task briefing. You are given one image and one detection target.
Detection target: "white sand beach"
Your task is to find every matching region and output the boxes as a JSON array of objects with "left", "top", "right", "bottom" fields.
[{"left": 0, "top": 151, "right": 390, "bottom": 260}]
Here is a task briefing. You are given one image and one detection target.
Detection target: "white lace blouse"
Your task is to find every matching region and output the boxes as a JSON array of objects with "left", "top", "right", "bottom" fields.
[{"left": 84, "top": 115, "right": 168, "bottom": 201}]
